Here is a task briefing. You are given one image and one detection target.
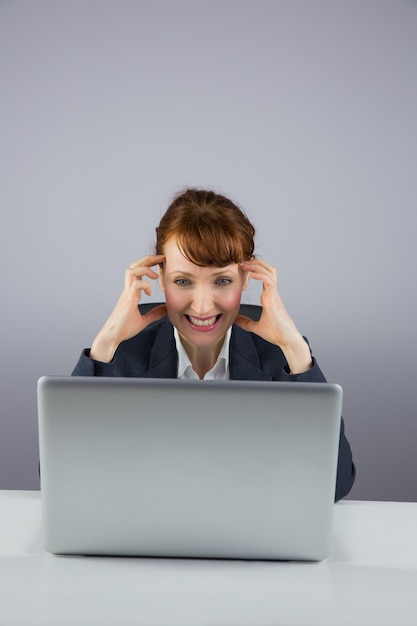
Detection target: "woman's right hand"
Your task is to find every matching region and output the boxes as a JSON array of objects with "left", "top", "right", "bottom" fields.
[{"left": 89, "top": 255, "right": 167, "bottom": 363}]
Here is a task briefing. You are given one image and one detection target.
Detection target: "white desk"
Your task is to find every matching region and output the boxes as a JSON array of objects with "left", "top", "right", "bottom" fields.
[{"left": 1, "top": 491, "right": 417, "bottom": 625}]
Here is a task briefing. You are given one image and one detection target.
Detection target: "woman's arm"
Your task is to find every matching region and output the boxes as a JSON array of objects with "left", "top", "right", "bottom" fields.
[
  {"left": 236, "top": 259, "right": 313, "bottom": 373},
  {"left": 86, "top": 255, "right": 166, "bottom": 364}
]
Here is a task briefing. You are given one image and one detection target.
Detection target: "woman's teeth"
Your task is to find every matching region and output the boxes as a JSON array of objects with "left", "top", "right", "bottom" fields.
[{"left": 188, "top": 315, "right": 218, "bottom": 327}]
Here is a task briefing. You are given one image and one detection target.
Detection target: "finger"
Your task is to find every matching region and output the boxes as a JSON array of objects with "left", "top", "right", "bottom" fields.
[
  {"left": 125, "top": 278, "right": 153, "bottom": 299},
  {"left": 124, "top": 266, "right": 161, "bottom": 292},
  {"left": 234, "top": 314, "right": 256, "bottom": 333},
  {"left": 129, "top": 255, "right": 165, "bottom": 269},
  {"left": 240, "top": 258, "right": 276, "bottom": 272},
  {"left": 142, "top": 303, "right": 168, "bottom": 323},
  {"left": 242, "top": 270, "right": 277, "bottom": 290},
  {"left": 241, "top": 263, "right": 277, "bottom": 280},
  {"left": 241, "top": 261, "right": 275, "bottom": 273},
  {"left": 127, "top": 266, "right": 160, "bottom": 279}
]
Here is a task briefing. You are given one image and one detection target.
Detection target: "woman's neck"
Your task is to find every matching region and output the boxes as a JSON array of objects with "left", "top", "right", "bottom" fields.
[{"left": 179, "top": 335, "right": 225, "bottom": 379}]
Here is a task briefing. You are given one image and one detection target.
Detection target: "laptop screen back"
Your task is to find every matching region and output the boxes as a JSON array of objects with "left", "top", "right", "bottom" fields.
[{"left": 37, "top": 376, "right": 342, "bottom": 561}]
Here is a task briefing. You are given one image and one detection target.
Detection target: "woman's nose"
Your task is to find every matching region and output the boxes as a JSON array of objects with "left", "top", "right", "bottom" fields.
[{"left": 191, "top": 287, "right": 213, "bottom": 315}]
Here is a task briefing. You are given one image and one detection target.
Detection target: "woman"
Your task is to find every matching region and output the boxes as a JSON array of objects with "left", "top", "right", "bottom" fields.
[{"left": 73, "top": 188, "right": 355, "bottom": 500}]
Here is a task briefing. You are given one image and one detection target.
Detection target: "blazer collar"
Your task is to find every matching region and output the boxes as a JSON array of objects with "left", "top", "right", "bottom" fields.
[
  {"left": 147, "top": 318, "right": 272, "bottom": 381},
  {"left": 229, "top": 324, "right": 273, "bottom": 381},
  {"left": 147, "top": 318, "right": 178, "bottom": 378}
]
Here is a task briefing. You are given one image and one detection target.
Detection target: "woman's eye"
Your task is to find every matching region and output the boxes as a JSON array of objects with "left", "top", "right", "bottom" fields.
[
  {"left": 174, "top": 278, "right": 190, "bottom": 286},
  {"left": 216, "top": 278, "right": 232, "bottom": 286}
]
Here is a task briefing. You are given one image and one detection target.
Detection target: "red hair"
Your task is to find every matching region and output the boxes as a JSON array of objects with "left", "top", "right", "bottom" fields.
[{"left": 155, "top": 188, "right": 255, "bottom": 266}]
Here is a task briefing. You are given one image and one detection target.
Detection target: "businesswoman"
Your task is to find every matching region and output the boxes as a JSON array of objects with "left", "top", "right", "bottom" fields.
[{"left": 73, "top": 187, "right": 355, "bottom": 500}]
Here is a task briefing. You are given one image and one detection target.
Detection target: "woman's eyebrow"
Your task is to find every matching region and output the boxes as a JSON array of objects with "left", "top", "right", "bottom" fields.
[
  {"left": 165, "top": 266, "right": 237, "bottom": 279},
  {"left": 211, "top": 269, "right": 235, "bottom": 277},
  {"left": 166, "top": 270, "right": 195, "bottom": 278}
]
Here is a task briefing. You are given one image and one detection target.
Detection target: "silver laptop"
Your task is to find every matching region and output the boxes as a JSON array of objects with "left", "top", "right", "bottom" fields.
[{"left": 37, "top": 376, "right": 342, "bottom": 561}]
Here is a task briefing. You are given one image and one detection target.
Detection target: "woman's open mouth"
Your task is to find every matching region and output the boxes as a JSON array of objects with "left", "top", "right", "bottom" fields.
[{"left": 185, "top": 314, "right": 222, "bottom": 330}]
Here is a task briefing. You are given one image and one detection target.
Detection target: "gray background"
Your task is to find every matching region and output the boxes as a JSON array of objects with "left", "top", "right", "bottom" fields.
[{"left": 1, "top": 0, "right": 416, "bottom": 501}]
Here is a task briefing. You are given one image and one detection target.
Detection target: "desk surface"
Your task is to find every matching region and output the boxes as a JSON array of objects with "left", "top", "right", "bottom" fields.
[{"left": 1, "top": 490, "right": 417, "bottom": 626}]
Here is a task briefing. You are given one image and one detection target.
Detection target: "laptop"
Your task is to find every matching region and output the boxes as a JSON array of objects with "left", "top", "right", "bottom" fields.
[{"left": 37, "top": 376, "right": 342, "bottom": 561}]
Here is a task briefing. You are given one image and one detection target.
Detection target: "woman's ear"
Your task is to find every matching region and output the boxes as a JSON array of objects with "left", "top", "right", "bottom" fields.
[
  {"left": 241, "top": 270, "right": 250, "bottom": 291},
  {"left": 158, "top": 265, "right": 165, "bottom": 292}
]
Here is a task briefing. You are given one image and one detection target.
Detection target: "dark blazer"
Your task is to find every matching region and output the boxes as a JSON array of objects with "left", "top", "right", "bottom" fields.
[{"left": 72, "top": 317, "right": 355, "bottom": 501}]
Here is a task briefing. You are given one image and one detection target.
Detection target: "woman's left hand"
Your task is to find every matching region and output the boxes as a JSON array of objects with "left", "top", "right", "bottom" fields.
[{"left": 235, "top": 259, "right": 313, "bottom": 374}]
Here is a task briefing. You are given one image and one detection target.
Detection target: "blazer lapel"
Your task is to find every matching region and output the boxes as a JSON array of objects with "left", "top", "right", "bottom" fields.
[
  {"left": 229, "top": 325, "right": 273, "bottom": 381},
  {"left": 147, "top": 318, "right": 178, "bottom": 378}
]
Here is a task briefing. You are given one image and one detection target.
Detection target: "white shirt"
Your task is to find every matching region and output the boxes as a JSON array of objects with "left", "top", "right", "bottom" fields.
[{"left": 174, "top": 326, "right": 231, "bottom": 380}]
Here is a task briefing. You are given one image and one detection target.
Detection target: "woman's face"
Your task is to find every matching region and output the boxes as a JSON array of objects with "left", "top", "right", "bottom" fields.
[{"left": 159, "top": 237, "right": 248, "bottom": 353}]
